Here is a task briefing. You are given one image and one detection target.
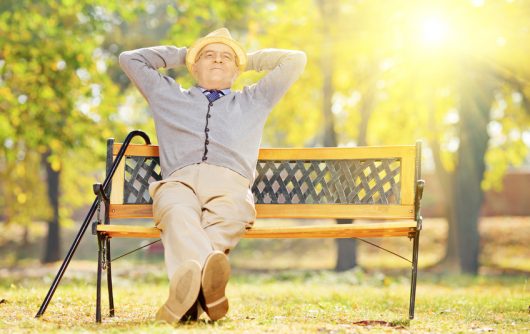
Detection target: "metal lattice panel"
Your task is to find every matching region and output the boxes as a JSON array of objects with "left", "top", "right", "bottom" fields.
[
  {"left": 122, "top": 158, "right": 401, "bottom": 205},
  {"left": 252, "top": 159, "right": 401, "bottom": 204},
  {"left": 124, "top": 157, "right": 162, "bottom": 204}
]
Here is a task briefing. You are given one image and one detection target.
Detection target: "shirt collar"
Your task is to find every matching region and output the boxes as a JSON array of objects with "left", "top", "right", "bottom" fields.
[{"left": 198, "top": 86, "right": 231, "bottom": 96}]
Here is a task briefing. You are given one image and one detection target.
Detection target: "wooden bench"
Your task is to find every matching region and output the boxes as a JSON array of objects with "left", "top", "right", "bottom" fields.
[{"left": 93, "top": 133, "right": 425, "bottom": 322}]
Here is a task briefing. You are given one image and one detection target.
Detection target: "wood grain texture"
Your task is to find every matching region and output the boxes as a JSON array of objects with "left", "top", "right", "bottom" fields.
[
  {"left": 109, "top": 204, "right": 415, "bottom": 219},
  {"left": 97, "top": 222, "right": 417, "bottom": 239},
  {"left": 113, "top": 144, "right": 416, "bottom": 160}
]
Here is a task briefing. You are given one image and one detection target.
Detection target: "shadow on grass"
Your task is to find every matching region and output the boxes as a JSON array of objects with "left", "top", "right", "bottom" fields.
[{"left": 352, "top": 319, "right": 411, "bottom": 329}]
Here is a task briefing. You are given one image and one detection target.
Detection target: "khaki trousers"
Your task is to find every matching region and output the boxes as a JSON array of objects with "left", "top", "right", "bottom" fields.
[{"left": 148, "top": 163, "right": 256, "bottom": 279}]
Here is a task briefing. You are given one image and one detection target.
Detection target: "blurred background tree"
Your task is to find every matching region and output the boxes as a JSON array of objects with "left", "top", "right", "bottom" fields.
[
  {"left": 0, "top": 0, "right": 256, "bottom": 263},
  {"left": 0, "top": 0, "right": 127, "bottom": 262},
  {"left": 1, "top": 0, "right": 529, "bottom": 273},
  {"left": 246, "top": 0, "right": 530, "bottom": 274},
  {"left": 363, "top": 0, "right": 530, "bottom": 274}
]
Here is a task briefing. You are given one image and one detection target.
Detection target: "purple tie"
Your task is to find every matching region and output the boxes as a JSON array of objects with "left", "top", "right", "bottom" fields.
[{"left": 205, "top": 90, "right": 223, "bottom": 102}]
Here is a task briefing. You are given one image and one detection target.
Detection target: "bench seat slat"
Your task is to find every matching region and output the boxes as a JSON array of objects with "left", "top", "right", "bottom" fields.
[
  {"left": 96, "top": 222, "right": 417, "bottom": 239},
  {"left": 109, "top": 204, "right": 415, "bottom": 220}
]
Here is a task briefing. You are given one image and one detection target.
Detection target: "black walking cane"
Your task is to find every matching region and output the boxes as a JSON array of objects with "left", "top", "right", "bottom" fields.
[{"left": 35, "top": 130, "right": 151, "bottom": 319}]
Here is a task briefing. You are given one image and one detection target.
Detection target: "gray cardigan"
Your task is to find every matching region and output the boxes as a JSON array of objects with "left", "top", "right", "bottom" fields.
[{"left": 119, "top": 46, "right": 306, "bottom": 182}]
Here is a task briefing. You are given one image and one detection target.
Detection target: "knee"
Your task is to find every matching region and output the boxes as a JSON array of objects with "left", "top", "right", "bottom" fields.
[
  {"left": 205, "top": 220, "right": 247, "bottom": 251},
  {"left": 154, "top": 203, "right": 200, "bottom": 229}
]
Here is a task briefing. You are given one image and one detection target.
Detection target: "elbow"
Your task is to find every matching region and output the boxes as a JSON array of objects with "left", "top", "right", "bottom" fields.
[
  {"left": 295, "top": 51, "right": 307, "bottom": 65},
  {"left": 118, "top": 52, "right": 128, "bottom": 66},
  {"left": 291, "top": 51, "right": 307, "bottom": 74},
  {"left": 118, "top": 51, "right": 134, "bottom": 69}
]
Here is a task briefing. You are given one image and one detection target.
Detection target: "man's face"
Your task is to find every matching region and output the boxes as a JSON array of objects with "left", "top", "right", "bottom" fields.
[{"left": 192, "top": 43, "right": 240, "bottom": 90}]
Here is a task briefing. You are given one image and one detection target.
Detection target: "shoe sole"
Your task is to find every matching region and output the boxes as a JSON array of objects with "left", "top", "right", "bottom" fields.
[
  {"left": 156, "top": 260, "right": 202, "bottom": 323},
  {"left": 201, "top": 251, "right": 230, "bottom": 321}
]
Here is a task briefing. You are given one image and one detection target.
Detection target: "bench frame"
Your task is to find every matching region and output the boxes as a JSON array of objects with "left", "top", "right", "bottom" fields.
[{"left": 36, "top": 130, "right": 424, "bottom": 323}]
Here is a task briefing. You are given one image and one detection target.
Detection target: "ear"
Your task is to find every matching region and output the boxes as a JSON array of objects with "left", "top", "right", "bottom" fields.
[{"left": 191, "top": 63, "right": 198, "bottom": 78}]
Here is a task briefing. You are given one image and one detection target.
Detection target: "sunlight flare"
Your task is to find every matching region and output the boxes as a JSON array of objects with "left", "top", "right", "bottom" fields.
[{"left": 419, "top": 15, "right": 450, "bottom": 47}]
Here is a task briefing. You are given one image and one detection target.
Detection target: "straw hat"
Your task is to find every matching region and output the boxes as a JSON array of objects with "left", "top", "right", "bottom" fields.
[{"left": 186, "top": 28, "right": 247, "bottom": 73}]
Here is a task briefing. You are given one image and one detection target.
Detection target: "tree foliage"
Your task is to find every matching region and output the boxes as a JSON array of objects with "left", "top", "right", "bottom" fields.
[
  {"left": 245, "top": 0, "right": 530, "bottom": 273},
  {"left": 1, "top": 0, "right": 529, "bottom": 270},
  {"left": 0, "top": 0, "right": 128, "bottom": 260}
]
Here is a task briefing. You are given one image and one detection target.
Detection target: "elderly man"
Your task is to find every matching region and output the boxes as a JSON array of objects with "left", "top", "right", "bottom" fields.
[{"left": 119, "top": 28, "right": 306, "bottom": 323}]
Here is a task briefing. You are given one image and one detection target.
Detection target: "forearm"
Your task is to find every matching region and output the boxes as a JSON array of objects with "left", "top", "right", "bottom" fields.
[
  {"left": 119, "top": 46, "right": 187, "bottom": 100},
  {"left": 246, "top": 48, "right": 307, "bottom": 106},
  {"left": 119, "top": 46, "right": 187, "bottom": 71},
  {"left": 246, "top": 48, "right": 306, "bottom": 72}
]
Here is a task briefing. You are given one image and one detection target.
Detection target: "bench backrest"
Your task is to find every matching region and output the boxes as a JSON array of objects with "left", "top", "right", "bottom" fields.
[{"left": 107, "top": 141, "right": 421, "bottom": 220}]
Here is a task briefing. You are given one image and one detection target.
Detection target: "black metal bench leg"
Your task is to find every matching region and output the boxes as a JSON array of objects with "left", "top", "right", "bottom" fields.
[
  {"left": 106, "top": 237, "right": 115, "bottom": 317},
  {"left": 409, "top": 230, "right": 420, "bottom": 319},
  {"left": 96, "top": 234, "right": 104, "bottom": 323}
]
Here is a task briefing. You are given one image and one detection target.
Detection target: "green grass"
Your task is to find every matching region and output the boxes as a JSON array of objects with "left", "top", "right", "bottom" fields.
[
  {"left": 0, "top": 268, "right": 528, "bottom": 333},
  {"left": 1, "top": 216, "right": 529, "bottom": 332}
]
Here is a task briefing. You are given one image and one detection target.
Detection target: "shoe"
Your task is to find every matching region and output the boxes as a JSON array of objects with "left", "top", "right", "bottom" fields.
[
  {"left": 156, "top": 260, "right": 202, "bottom": 323},
  {"left": 179, "top": 299, "right": 198, "bottom": 322},
  {"left": 200, "top": 251, "right": 231, "bottom": 321},
  {"left": 179, "top": 298, "right": 205, "bottom": 322}
]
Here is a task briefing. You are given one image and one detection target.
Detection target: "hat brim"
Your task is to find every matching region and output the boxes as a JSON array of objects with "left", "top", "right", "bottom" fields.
[{"left": 186, "top": 36, "right": 247, "bottom": 74}]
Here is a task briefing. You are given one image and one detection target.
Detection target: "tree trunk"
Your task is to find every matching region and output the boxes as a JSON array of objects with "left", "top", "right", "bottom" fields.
[
  {"left": 431, "top": 140, "right": 460, "bottom": 271},
  {"left": 320, "top": 34, "right": 336, "bottom": 146},
  {"left": 336, "top": 83, "right": 374, "bottom": 271},
  {"left": 452, "top": 62, "right": 494, "bottom": 274},
  {"left": 357, "top": 82, "right": 374, "bottom": 148},
  {"left": 22, "top": 226, "right": 30, "bottom": 246},
  {"left": 316, "top": 0, "right": 358, "bottom": 271},
  {"left": 335, "top": 219, "right": 358, "bottom": 271},
  {"left": 428, "top": 108, "right": 460, "bottom": 271},
  {"left": 42, "top": 151, "right": 61, "bottom": 263}
]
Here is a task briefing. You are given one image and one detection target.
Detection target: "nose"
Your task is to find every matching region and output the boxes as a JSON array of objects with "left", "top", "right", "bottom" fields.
[{"left": 214, "top": 53, "right": 223, "bottom": 63}]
